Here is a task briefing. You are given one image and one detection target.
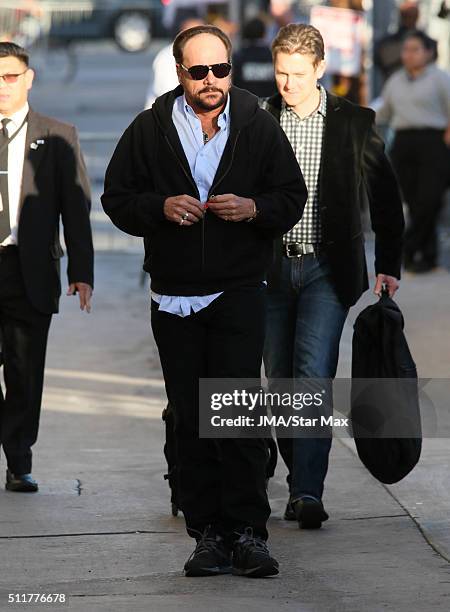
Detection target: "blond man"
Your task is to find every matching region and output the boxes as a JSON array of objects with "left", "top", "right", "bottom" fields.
[{"left": 262, "top": 24, "right": 404, "bottom": 529}]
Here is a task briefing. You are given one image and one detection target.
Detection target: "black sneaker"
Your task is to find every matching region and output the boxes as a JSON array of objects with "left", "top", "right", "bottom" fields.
[
  {"left": 293, "top": 496, "right": 329, "bottom": 529},
  {"left": 5, "top": 469, "right": 38, "bottom": 493},
  {"left": 184, "top": 527, "right": 232, "bottom": 577},
  {"left": 232, "top": 528, "right": 279, "bottom": 578}
]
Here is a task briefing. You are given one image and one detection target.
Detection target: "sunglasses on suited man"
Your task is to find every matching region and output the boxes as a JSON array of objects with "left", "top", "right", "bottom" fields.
[
  {"left": 0, "top": 70, "right": 28, "bottom": 84},
  {"left": 179, "top": 63, "right": 232, "bottom": 80}
]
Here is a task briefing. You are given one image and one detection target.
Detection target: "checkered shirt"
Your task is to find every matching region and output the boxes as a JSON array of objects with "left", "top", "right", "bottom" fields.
[{"left": 280, "top": 85, "right": 327, "bottom": 245}]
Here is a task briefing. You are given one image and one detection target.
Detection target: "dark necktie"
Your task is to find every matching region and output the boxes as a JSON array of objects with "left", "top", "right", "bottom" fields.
[{"left": 0, "top": 118, "right": 11, "bottom": 243}]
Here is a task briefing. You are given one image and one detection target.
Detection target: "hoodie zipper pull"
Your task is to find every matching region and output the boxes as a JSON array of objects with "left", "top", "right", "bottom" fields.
[{"left": 204, "top": 194, "right": 215, "bottom": 211}]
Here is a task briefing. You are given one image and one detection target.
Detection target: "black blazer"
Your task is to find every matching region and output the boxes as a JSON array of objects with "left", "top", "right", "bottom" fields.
[
  {"left": 263, "top": 92, "right": 405, "bottom": 308},
  {"left": 17, "top": 109, "right": 94, "bottom": 314}
]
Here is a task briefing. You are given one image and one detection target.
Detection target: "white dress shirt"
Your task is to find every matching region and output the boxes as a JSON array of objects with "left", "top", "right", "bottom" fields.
[
  {"left": 0, "top": 102, "right": 29, "bottom": 246},
  {"left": 144, "top": 44, "right": 178, "bottom": 110}
]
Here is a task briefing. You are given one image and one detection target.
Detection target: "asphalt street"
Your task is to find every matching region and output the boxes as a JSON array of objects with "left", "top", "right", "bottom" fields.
[{"left": 0, "top": 42, "right": 449, "bottom": 612}]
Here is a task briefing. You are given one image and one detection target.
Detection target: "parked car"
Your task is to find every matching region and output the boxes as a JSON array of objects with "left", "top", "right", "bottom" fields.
[{"left": 48, "top": 0, "right": 168, "bottom": 52}]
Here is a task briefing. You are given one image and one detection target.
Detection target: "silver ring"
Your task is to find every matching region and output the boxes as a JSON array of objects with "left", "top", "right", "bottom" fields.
[
  {"left": 182, "top": 212, "right": 189, "bottom": 220},
  {"left": 179, "top": 218, "right": 185, "bottom": 226}
]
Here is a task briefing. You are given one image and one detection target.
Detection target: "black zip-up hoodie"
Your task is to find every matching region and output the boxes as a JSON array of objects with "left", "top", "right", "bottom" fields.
[{"left": 101, "top": 85, "right": 307, "bottom": 295}]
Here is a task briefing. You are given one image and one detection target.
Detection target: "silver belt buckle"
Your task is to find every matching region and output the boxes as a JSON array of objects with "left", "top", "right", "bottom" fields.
[
  {"left": 285, "top": 243, "right": 310, "bottom": 258},
  {"left": 284, "top": 243, "right": 297, "bottom": 258}
]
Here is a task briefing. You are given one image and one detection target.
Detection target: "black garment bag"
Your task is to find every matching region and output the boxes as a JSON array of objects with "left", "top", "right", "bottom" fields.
[{"left": 351, "top": 290, "right": 421, "bottom": 484}]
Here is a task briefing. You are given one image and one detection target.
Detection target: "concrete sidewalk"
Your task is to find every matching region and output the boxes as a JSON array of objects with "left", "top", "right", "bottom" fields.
[{"left": 0, "top": 250, "right": 449, "bottom": 612}]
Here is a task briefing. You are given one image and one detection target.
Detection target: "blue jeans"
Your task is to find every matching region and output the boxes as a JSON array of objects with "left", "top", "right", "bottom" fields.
[{"left": 263, "top": 253, "right": 348, "bottom": 501}]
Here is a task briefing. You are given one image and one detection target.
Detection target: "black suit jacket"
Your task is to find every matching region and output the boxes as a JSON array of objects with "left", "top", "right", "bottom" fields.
[
  {"left": 263, "top": 92, "right": 405, "bottom": 308},
  {"left": 17, "top": 109, "right": 94, "bottom": 314}
]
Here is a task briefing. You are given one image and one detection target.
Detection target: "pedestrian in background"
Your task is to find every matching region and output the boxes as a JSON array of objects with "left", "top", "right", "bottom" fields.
[
  {"left": 0, "top": 42, "right": 93, "bottom": 493},
  {"left": 375, "top": 2, "right": 421, "bottom": 82},
  {"left": 144, "top": 16, "right": 204, "bottom": 110},
  {"left": 377, "top": 30, "right": 450, "bottom": 273},
  {"left": 102, "top": 25, "right": 306, "bottom": 578},
  {"left": 261, "top": 24, "right": 404, "bottom": 529},
  {"left": 232, "top": 17, "right": 276, "bottom": 98}
]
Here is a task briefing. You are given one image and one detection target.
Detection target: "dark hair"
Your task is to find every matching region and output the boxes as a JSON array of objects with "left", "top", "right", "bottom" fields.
[
  {"left": 399, "top": 2, "right": 419, "bottom": 28},
  {"left": 403, "top": 30, "right": 435, "bottom": 52},
  {"left": 173, "top": 25, "right": 232, "bottom": 64},
  {"left": 242, "top": 17, "right": 266, "bottom": 41},
  {"left": 0, "top": 42, "right": 29, "bottom": 66},
  {"left": 173, "top": 9, "right": 200, "bottom": 35}
]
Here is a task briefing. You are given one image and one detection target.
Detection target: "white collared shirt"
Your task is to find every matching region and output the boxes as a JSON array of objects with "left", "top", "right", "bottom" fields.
[{"left": 0, "top": 102, "right": 29, "bottom": 246}]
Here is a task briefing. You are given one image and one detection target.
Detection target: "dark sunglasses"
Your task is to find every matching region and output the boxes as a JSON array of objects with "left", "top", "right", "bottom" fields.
[{"left": 179, "top": 62, "right": 232, "bottom": 80}]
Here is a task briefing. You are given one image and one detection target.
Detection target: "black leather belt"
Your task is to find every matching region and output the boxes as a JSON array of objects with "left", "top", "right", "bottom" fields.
[{"left": 284, "top": 243, "right": 319, "bottom": 258}]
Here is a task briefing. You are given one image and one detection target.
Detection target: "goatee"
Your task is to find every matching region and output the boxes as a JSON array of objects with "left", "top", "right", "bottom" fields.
[{"left": 193, "top": 88, "right": 227, "bottom": 111}]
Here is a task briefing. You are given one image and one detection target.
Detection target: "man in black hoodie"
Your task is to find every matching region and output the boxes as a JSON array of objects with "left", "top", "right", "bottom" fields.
[{"left": 101, "top": 25, "right": 307, "bottom": 578}]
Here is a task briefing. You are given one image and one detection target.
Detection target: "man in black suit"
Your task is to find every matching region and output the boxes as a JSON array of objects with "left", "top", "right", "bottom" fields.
[
  {"left": 232, "top": 17, "right": 276, "bottom": 98},
  {"left": 261, "top": 24, "right": 404, "bottom": 529},
  {"left": 0, "top": 42, "right": 94, "bottom": 492}
]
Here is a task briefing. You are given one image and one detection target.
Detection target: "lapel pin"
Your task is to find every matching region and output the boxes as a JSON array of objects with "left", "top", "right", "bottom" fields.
[{"left": 31, "top": 139, "right": 45, "bottom": 150}]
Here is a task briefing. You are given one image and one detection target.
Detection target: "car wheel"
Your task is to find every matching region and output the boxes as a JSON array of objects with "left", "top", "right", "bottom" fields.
[{"left": 113, "top": 11, "right": 151, "bottom": 53}]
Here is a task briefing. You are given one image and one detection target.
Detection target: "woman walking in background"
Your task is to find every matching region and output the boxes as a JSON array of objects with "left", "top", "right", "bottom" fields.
[{"left": 377, "top": 30, "right": 450, "bottom": 273}]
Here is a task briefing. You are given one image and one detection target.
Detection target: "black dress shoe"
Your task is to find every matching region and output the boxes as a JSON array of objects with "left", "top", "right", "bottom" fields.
[
  {"left": 5, "top": 469, "right": 38, "bottom": 492},
  {"left": 408, "top": 261, "right": 435, "bottom": 274},
  {"left": 293, "top": 496, "right": 328, "bottom": 529},
  {"left": 284, "top": 499, "right": 297, "bottom": 521}
]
